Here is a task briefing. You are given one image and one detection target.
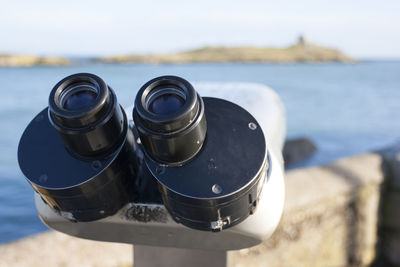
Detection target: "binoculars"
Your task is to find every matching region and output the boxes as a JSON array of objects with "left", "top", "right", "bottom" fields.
[{"left": 18, "top": 73, "right": 284, "bottom": 239}]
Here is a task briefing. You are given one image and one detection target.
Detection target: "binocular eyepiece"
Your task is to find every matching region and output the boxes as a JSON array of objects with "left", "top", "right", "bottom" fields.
[
  {"left": 18, "top": 73, "right": 269, "bottom": 231},
  {"left": 133, "top": 76, "right": 207, "bottom": 165},
  {"left": 48, "top": 73, "right": 126, "bottom": 157}
]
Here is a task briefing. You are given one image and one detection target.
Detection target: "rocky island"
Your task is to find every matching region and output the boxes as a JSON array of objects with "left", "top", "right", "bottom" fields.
[
  {"left": 0, "top": 36, "right": 354, "bottom": 67},
  {"left": 98, "top": 36, "right": 354, "bottom": 64},
  {"left": 0, "top": 54, "right": 69, "bottom": 67}
]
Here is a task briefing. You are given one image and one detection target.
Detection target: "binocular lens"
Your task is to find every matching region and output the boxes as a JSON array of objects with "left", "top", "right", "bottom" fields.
[
  {"left": 60, "top": 82, "right": 98, "bottom": 111},
  {"left": 147, "top": 87, "right": 185, "bottom": 115}
]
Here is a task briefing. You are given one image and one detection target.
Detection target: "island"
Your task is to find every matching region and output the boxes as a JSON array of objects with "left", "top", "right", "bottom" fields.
[
  {"left": 0, "top": 54, "right": 69, "bottom": 67},
  {"left": 98, "top": 36, "right": 354, "bottom": 64},
  {"left": 0, "top": 36, "right": 354, "bottom": 67}
]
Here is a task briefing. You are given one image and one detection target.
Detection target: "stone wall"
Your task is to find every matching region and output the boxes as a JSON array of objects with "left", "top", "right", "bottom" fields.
[
  {"left": 1, "top": 150, "right": 398, "bottom": 267},
  {"left": 229, "top": 153, "right": 384, "bottom": 267},
  {"left": 229, "top": 149, "right": 400, "bottom": 267}
]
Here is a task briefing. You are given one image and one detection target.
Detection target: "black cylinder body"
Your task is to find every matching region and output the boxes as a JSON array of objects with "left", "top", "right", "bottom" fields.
[
  {"left": 144, "top": 97, "right": 268, "bottom": 231},
  {"left": 18, "top": 73, "right": 136, "bottom": 221}
]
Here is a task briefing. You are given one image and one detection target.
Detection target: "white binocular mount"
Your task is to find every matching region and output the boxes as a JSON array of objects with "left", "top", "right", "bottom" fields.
[{"left": 18, "top": 74, "right": 285, "bottom": 267}]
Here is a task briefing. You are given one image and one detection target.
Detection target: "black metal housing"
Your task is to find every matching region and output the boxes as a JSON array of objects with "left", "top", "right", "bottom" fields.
[
  {"left": 145, "top": 97, "right": 268, "bottom": 231},
  {"left": 18, "top": 73, "right": 136, "bottom": 221},
  {"left": 133, "top": 76, "right": 207, "bottom": 165},
  {"left": 18, "top": 73, "right": 268, "bottom": 231}
]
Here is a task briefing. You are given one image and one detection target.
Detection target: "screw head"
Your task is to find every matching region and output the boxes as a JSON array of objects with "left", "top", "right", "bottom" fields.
[
  {"left": 212, "top": 184, "right": 222, "bottom": 194},
  {"left": 91, "top": 160, "right": 102, "bottom": 170},
  {"left": 248, "top": 122, "right": 257, "bottom": 130},
  {"left": 156, "top": 165, "right": 165, "bottom": 174}
]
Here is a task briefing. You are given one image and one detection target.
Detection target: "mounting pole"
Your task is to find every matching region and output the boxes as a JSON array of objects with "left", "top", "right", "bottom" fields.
[{"left": 134, "top": 245, "right": 227, "bottom": 267}]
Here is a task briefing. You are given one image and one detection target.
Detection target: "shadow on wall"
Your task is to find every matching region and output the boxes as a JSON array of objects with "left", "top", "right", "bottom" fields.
[
  {"left": 322, "top": 164, "right": 365, "bottom": 266},
  {"left": 372, "top": 144, "right": 400, "bottom": 266}
]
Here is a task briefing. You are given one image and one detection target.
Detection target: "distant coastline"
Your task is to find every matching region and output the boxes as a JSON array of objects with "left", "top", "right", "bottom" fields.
[
  {"left": 99, "top": 37, "right": 354, "bottom": 64},
  {"left": 0, "top": 54, "right": 69, "bottom": 67},
  {"left": 0, "top": 36, "right": 355, "bottom": 67}
]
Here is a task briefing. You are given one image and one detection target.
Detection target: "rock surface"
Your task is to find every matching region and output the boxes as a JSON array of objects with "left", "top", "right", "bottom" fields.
[
  {"left": 0, "top": 231, "right": 132, "bottom": 267},
  {"left": 283, "top": 137, "right": 317, "bottom": 167},
  {"left": 229, "top": 153, "right": 384, "bottom": 267}
]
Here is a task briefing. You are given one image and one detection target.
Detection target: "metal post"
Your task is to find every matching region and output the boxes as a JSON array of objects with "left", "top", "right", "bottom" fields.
[{"left": 134, "top": 245, "right": 227, "bottom": 267}]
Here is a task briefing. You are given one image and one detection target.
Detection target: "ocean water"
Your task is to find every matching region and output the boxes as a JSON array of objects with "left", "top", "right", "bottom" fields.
[{"left": 0, "top": 62, "right": 399, "bottom": 243}]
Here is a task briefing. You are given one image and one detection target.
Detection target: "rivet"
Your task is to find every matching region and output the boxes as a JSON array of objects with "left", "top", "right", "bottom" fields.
[
  {"left": 212, "top": 184, "right": 222, "bottom": 194},
  {"left": 91, "top": 160, "right": 102, "bottom": 170},
  {"left": 248, "top": 122, "right": 257, "bottom": 130}
]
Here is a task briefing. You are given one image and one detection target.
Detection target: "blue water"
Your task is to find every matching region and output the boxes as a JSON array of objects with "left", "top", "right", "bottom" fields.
[{"left": 1, "top": 62, "right": 399, "bottom": 243}]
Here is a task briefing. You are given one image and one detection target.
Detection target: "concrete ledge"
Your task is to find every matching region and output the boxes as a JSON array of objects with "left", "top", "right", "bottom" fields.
[
  {"left": 0, "top": 231, "right": 132, "bottom": 267},
  {"left": 0, "top": 153, "right": 389, "bottom": 266},
  {"left": 228, "top": 153, "right": 384, "bottom": 267}
]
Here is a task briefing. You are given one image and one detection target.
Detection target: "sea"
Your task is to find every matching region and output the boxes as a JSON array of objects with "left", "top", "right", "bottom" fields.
[{"left": 0, "top": 62, "right": 399, "bottom": 244}]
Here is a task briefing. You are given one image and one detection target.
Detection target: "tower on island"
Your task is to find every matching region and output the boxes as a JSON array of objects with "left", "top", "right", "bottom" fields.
[{"left": 297, "top": 34, "right": 309, "bottom": 47}]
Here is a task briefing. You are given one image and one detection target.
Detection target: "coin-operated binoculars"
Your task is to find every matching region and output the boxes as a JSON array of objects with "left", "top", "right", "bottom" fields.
[{"left": 18, "top": 73, "right": 285, "bottom": 267}]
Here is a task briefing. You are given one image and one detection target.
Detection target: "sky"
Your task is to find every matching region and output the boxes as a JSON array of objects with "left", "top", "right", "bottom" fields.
[{"left": 1, "top": 0, "right": 399, "bottom": 58}]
